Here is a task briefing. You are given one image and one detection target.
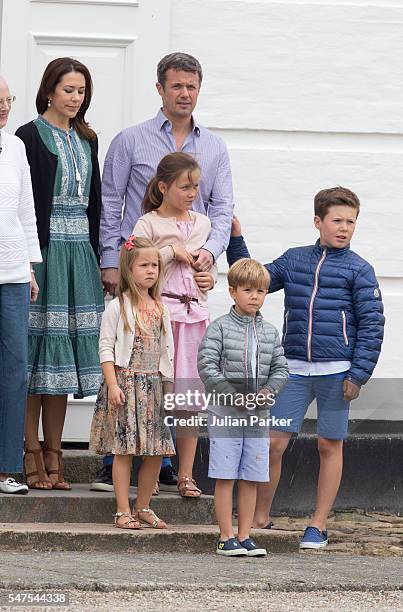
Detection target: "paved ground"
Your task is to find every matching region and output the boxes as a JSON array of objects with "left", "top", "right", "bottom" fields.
[
  {"left": 0, "top": 551, "right": 402, "bottom": 611},
  {"left": 1, "top": 588, "right": 400, "bottom": 611}
]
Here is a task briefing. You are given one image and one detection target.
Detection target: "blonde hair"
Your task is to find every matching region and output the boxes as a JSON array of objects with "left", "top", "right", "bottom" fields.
[
  {"left": 227, "top": 258, "right": 270, "bottom": 290},
  {"left": 117, "top": 236, "right": 165, "bottom": 332}
]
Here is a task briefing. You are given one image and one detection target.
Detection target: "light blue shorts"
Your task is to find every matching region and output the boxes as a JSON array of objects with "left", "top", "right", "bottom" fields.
[
  {"left": 271, "top": 372, "right": 351, "bottom": 440},
  {"left": 207, "top": 412, "right": 270, "bottom": 482}
]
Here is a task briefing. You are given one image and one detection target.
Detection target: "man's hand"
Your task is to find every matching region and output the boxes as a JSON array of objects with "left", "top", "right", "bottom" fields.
[
  {"left": 194, "top": 271, "right": 214, "bottom": 292},
  {"left": 231, "top": 215, "right": 242, "bottom": 237},
  {"left": 192, "top": 248, "right": 214, "bottom": 272},
  {"left": 343, "top": 379, "right": 361, "bottom": 401},
  {"left": 101, "top": 268, "right": 119, "bottom": 296}
]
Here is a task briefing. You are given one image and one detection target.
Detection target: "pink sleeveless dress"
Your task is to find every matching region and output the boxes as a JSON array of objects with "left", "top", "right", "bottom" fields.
[{"left": 162, "top": 221, "right": 209, "bottom": 411}]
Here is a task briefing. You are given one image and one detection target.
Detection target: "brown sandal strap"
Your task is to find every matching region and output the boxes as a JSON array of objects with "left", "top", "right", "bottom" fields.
[
  {"left": 24, "top": 448, "right": 48, "bottom": 482},
  {"left": 43, "top": 446, "right": 65, "bottom": 482}
]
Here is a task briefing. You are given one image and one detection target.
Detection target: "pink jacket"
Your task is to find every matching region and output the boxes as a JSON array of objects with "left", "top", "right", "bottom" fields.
[{"left": 133, "top": 211, "right": 217, "bottom": 308}]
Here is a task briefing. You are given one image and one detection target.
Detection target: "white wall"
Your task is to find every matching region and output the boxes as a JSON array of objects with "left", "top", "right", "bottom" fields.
[
  {"left": 1, "top": 0, "right": 402, "bottom": 434},
  {"left": 171, "top": 0, "right": 403, "bottom": 385}
]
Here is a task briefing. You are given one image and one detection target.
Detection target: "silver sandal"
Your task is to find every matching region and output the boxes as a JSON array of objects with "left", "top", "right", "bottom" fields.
[
  {"left": 135, "top": 507, "right": 167, "bottom": 529},
  {"left": 113, "top": 511, "right": 141, "bottom": 530}
]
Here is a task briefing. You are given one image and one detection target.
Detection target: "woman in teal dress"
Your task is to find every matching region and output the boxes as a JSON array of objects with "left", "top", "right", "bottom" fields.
[{"left": 16, "top": 58, "right": 104, "bottom": 489}]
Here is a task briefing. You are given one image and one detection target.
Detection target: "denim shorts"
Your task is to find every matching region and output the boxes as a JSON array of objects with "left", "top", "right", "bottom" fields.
[
  {"left": 270, "top": 372, "right": 350, "bottom": 440},
  {"left": 207, "top": 412, "right": 270, "bottom": 482}
]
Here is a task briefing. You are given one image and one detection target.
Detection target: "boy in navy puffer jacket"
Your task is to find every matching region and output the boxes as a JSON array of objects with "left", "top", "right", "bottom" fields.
[{"left": 227, "top": 186, "right": 385, "bottom": 549}]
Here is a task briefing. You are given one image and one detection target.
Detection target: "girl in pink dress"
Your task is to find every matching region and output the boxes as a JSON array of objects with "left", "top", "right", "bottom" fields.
[{"left": 134, "top": 152, "right": 216, "bottom": 497}]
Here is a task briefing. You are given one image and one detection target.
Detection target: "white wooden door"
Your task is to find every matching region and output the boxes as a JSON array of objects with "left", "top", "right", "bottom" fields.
[{"left": 0, "top": 0, "right": 172, "bottom": 440}]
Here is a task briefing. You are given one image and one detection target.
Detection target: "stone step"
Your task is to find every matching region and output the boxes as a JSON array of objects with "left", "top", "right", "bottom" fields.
[
  {"left": 0, "top": 523, "right": 299, "bottom": 553},
  {"left": 0, "top": 486, "right": 215, "bottom": 525}
]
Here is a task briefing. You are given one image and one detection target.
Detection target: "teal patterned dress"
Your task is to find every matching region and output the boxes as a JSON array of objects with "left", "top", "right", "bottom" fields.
[{"left": 28, "top": 116, "right": 104, "bottom": 398}]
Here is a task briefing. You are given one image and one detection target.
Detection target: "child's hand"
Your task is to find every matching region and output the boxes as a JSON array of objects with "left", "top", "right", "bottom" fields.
[
  {"left": 231, "top": 215, "right": 242, "bottom": 238},
  {"left": 108, "top": 384, "right": 125, "bottom": 408},
  {"left": 172, "top": 244, "right": 195, "bottom": 266},
  {"left": 194, "top": 271, "right": 214, "bottom": 292},
  {"left": 343, "top": 379, "right": 360, "bottom": 401}
]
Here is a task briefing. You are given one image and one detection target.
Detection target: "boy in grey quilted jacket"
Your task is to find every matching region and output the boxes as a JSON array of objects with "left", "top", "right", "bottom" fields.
[{"left": 198, "top": 259, "right": 289, "bottom": 556}]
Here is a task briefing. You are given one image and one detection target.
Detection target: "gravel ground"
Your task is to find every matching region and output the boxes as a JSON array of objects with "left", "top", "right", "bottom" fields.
[{"left": 1, "top": 589, "right": 402, "bottom": 611}]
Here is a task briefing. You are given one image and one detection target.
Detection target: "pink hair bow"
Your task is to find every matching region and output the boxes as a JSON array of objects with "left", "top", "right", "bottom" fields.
[{"left": 124, "top": 235, "right": 136, "bottom": 251}]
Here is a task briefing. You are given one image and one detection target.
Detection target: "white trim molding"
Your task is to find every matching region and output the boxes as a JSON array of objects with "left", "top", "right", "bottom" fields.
[
  {"left": 30, "top": 32, "right": 137, "bottom": 48},
  {"left": 30, "top": 0, "right": 140, "bottom": 6},
  {"left": 31, "top": 0, "right": 139, "bottom": 6}
]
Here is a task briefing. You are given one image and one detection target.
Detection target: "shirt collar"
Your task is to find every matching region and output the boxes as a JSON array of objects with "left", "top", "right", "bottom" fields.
[
  {"left": 156, "top": 108, "right": 201, "bottom": 136},
  {"left": 314, "top": 237, "right": 351, "bottom": 256}
]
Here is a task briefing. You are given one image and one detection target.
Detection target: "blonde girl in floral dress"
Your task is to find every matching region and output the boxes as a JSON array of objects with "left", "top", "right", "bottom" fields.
[{"left": 90, "top": 236, "right": 175, "bottom": 529}]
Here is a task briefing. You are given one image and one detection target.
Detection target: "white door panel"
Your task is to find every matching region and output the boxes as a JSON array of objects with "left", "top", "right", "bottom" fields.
[{"left": 1, "top": 0, "right": 171, "bottom": 441}]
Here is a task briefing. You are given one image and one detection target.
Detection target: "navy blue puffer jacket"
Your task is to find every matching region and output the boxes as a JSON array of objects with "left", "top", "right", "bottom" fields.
[{"left": 227, "top": 236, "right": 385, "bottom": 386}]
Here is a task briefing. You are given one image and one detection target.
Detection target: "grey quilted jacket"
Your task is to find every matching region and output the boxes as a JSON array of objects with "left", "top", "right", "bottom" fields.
[{"left": 198, "top": 307, "right": 289, "bottom": 406}]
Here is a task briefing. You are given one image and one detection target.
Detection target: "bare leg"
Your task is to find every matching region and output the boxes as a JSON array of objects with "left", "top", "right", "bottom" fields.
[
  {"left": 310, "top": 437, "right": 343, "bottom": 532},
  {"left": 237, "top": 480, "right": 257, "bottom": 542},
  {"left": 136, "top": 456, "right": 162, "bottom": 509},
  {"left": 176, "top": 410, "right": 200, "bottom": 495},
  {"left": 24, "top": 394, "right": 51, "bottom": 489},
  {"left": 41, "top": 394, "right": 70, "bottom": 489},
  {"left": 136, "top": 456, "right": 166, "bottom": 527},
  {"left": 253, "top": 431, "right": 291, "bottom": 528},
  {"left": 113, "top": 454, "right": 139, "bottom": 528},
  {"left": 214, "top": 479, "right": 235, "bottom": 540}
]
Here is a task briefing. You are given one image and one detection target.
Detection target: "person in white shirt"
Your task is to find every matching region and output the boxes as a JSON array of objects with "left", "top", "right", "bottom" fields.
[{"left": 0, "top": 76, "right": 41, "bottom": 495}]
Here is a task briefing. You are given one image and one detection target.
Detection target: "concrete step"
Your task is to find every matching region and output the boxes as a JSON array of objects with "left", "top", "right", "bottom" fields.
[
  {"left": 0, "top": 486, "right": 215, "bottom": 525},
  {"left": 0, "top": 523, "right": 299, "bottom": 553}
]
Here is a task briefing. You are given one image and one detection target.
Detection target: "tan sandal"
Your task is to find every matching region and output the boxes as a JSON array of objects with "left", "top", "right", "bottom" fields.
[
  {"left": 43, "top": 446, "right": 71, "bottom": 490},
  {"left": 114, "top": 512, "right": 141, "bottom": 530},
  {"left": 23, "top": 448, "right": 52, "bottom": 489},
  {"left": 177, "top": 476, "right": 201, "bottom": 498},
  {"left": 135, "top": 508, "right": 167, "bottom": 529}
]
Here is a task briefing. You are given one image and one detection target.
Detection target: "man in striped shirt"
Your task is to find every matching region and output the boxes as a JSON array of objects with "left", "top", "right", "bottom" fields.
[{"left": 100, "top": 51, "right": 235, "bottom": 295}]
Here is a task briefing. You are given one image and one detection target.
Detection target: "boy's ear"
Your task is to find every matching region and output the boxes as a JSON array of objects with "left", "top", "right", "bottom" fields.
[
  {"left": 228, "top": 286, "right": 235, "bottom": 299},
  {"left": 314, "top": 215, "right": 322, "bottom": 230}
]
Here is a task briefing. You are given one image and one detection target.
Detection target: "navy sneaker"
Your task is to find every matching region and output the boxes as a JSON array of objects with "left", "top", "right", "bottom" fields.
[
  {"left": 239, "top": 538, "right": 267, "bottom": 557},
  {"left": 299, "top": 526, "right": 328, "bottom": 549},
  {"left": 90, "top": 465, "right": 114, "bottom": 492},
  {"left": 216, "top": 538, "right": 248, "bottom": 557},
  {"left": 159, "top": 465, "right": 178, "bottom": 491}
]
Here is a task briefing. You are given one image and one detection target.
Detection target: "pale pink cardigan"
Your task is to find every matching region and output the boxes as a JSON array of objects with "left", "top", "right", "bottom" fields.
[{"left": 133, "top": 211, "right": 218, "bottom": 308}]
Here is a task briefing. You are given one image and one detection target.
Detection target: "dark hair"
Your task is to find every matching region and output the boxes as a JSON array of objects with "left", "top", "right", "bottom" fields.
[
  {"left": 314, "top": 186, "right": 360, "bottom": 220},
  {"left": 142, "top": 152, "right": 200, "bottom": 214},
  {"left": 157, "top": 52, "right": 203, "bottom": 88},
  {"left": 36, "top": 57, "right": 96, "bottom": 141}
]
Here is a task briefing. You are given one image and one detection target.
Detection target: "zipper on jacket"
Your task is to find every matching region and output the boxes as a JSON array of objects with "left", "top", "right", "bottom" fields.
[
  {"left": 283, "top": 310, "right": 289, "bottom": 342},
  {"left": 307, "top": 248, "right": 327, "bottom": 361},
  {"left": 341, "top": 310, "right": 349, "bottom": 346},
  {"left": 252, "top": 318, "right": 260, "bottom": 393}
]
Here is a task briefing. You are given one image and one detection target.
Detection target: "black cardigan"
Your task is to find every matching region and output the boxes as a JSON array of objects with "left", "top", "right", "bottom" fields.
[{"left": 15, "top": 121, "right": 101, "bottom": 261}]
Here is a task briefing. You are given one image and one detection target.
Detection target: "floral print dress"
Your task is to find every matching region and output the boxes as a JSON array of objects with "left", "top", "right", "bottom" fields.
[{"left": 90, "top": 304, "right": 175, "bottom": 456}]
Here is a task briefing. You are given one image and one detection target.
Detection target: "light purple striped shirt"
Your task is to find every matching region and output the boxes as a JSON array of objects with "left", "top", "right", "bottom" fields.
[{"left": 100, "top": 109, "right": 234, "bottom": 268}]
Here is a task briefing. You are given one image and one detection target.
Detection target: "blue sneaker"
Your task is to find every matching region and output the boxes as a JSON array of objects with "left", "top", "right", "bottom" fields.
[
  {"left": 299, "top": 526, "right": 328, "bottom": 549},
  {"left": 216, "top": 538, "right": 248, "bottom": 557},
  {"left": 238, "top": 538, "right": 267, "bottom": 557}
]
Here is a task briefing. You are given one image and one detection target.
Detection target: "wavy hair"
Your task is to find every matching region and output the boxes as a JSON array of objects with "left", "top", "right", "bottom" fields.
[
  {"left": 36, "top": 57, "right": 96, "bottom": 141},
  {"left": 117, "top": 236, "right": 164, "bottom": 333}
]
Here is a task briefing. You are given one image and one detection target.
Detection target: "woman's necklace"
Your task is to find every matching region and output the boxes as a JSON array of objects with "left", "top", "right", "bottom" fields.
[{"left": 65, "top": 131, "right": 83, "bottom": 197}]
